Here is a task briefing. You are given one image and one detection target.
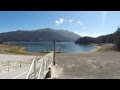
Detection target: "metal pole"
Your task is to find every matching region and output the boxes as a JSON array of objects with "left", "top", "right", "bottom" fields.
[
  {"left": 51, "top": 41, "right": 52, "bottom": 52},
  {"left": 46, "top": 42, "right": 47, "bottom": 52},
  {"left": 8, "top": 61, "right": 9, "bottom": 72},
  {"left": 34, "top": 59, "right": 36, "bottom": 79},
  {"left": 53, "top": 38, "right": 56, "bottom": 66},
  {"left": 59, "top": 42, "right": 60, "bottom": 53},
  {"left": 20, "top": 60, "right": 21, "bottom": 68}
]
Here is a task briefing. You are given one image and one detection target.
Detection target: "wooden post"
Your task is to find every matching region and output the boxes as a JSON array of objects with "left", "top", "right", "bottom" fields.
[
  {"left": 34, "top": 59, "right": 36, "bottom": 79},
  {"left": 53, "top": 38, "right": 56, "bottom": 66}
]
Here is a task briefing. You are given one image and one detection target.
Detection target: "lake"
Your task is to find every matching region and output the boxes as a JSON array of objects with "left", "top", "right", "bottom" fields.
[{"left": 9, "top": 42, "right": 97, "bottom": 53}]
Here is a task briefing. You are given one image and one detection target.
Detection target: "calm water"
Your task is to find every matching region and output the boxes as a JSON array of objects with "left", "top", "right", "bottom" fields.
[{"left": 9, "top": 42, "right": 97, "bottom": 53}]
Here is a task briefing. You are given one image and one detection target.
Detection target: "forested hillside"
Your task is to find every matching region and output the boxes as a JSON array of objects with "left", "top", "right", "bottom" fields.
[
  {"left": 0, "top": 28, "right": 80, "bottom": 42},
  {"left": 75, "top": 27, "right": 120, "bottom": 50}
]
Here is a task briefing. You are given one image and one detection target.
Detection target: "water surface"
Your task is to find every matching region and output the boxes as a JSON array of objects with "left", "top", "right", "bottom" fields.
[{"left": 9, "top": 42, "right": 97, "bottom": 53}]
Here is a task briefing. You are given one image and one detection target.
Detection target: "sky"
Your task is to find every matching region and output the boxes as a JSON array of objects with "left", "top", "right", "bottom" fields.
[{"left": 0, "top": 11, "right": 120, "bottom": 37}]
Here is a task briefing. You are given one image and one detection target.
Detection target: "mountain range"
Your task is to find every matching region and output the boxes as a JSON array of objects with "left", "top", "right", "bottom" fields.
[{"left": 0, "top": 28, "right": 80, "bottom": 42}]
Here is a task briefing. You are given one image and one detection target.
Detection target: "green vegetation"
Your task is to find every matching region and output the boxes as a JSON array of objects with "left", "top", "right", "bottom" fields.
[
  {"left": 75, "top": 27, "right": 120, "bottom": 51},
  {"left": 75, "top": 36, "right": 96, "bottom": 45}
]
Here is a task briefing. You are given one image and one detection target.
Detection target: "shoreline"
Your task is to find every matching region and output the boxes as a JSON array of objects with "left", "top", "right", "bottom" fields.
[
  {"left": 0, "top": 43, "right": 115, "bottom": 55},
  {"left": 92, "top": 45, "right": 101, "bottom": 52},
  {"left": 60, "top": 44, "right": 115, "bottom": 54},
  {"left": 79, "top": 46, "right": 101, "bottom": 54},
  {"left": 0, "top": 44, "right": 47, "bottom": 56}
]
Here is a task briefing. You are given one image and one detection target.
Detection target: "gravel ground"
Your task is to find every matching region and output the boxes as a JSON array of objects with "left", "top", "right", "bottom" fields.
[
  {"left": 0, "top": 54, "right": 43, "bottom": 76},
  {"left": 51, "top": 51, "right": 120, "bottom": 79},
  {"left": 0, "top": 54, "right": 42, "bottom": 61}
]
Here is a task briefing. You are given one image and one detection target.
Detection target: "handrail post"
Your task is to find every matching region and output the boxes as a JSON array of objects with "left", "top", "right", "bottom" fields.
[{"left": 26, "top": 58, "right": 35, "bottom": 79}]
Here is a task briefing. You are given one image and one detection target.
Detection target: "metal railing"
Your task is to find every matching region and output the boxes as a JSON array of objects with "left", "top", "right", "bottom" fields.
[{"left": 26, "top": 52, "right": 53, "bottom": 79}]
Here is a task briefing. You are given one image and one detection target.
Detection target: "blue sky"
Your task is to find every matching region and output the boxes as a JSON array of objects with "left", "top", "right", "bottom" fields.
[{"left": 0, "top": 11, "right": 120, "bottom": 37}]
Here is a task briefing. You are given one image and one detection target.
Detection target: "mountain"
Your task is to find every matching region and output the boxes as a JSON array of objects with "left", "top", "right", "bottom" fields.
[
  {"left": 75, "top": 26, "right": 120, "bottom": 50},
  {"left": 0, "top": 28, "right": 80, "bottom": 42},
  {"left": 75, "top": 30, "right": 116, "bottom": 45}
]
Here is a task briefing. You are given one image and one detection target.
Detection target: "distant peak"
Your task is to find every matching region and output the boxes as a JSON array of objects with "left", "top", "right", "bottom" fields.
[
  {"left": 44, "top": 28, "right": 53, "bottom": 29},
  {"left": 35, "top": 28, "right": 56, "bottom": 32},
  {"left": 16, "top": 30, "right": 22, "bottom": 31}
]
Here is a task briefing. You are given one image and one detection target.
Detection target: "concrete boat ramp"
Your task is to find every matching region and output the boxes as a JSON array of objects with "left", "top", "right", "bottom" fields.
[{"left": 51, "top": 52, "right": 120, "bottom": 79}]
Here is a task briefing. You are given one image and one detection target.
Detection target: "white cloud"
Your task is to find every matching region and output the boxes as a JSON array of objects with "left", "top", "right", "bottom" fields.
[
  {"left": 55, "top": 19, "right": 85, "bottom": 27},
  {"left": 77, "top": 21, "right": 83, "bottom": 26},
  {"left": 69, "top": 19, "right": 74, "bottom": 23},
  {"left": 59, "top": 18, "right": 64, "bottom": 24},
  {"left": 75, "top": 32, "right": 102, "bottom": 37},
  {"left": 77, "top": 21, "right": 80, "bottom": 24},
  {"left": 55, "top": 20, "right": 60, "bottom": 25},
  {"left": 55, "top": 18, "right": 65, "bottom": 25}
]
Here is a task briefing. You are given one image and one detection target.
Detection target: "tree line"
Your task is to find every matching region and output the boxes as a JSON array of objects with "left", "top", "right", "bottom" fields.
[{"left": 75, "top": 27, "right": 120, "bottom": 51}]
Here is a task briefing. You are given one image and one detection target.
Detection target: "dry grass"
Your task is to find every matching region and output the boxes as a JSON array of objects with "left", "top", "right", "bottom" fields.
[
  {"left": 96, "top": 44, "right": 115, "bottom": 52},
  {"left": 0, "top": 44, "right": 46, "bottom": 56}
]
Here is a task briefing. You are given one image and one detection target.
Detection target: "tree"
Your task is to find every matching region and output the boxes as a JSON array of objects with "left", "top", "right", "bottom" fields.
[
  {"left": 116, "top": 42, "right": 120, "bottom": 51},
  {"left": 0, "top": 40, "right": 4, "bottom": 44}
]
